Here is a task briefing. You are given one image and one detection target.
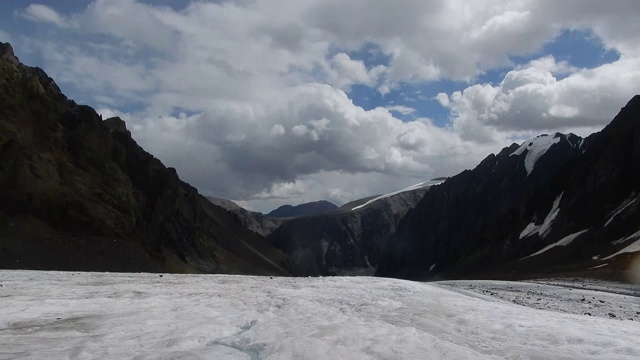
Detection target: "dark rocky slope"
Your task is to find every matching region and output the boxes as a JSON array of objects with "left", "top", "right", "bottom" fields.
[
  {"left": 0, "top": 42, "right": 290, "bottom": 275},
  {"left": 206, "top": 196, "right": 284, "bottom": 237},
  {"left": 267, "top": 181, "right": 439, "bottom": 276},
  {"left": 267, "top": 200, "right": 338, "bottom": 218},
  {"left": 377, "top": 96, "right": 640, "bottom": 281}
]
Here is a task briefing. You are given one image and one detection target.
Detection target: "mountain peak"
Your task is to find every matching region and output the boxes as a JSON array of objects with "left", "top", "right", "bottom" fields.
[
  {"left": 510, "top": 133, "right": 564, "bottom": 175},
  {"left": 626, "top": 94, "right": 640, "bottom": 109},
  {"left": 104, "top": 116, "right": 132, "bottom": 137},
  {"left": 0, "top": 42, "right": 20, "bottom": 66}
]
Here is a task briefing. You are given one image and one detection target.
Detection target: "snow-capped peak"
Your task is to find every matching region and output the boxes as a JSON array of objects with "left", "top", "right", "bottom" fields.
[
  {"left": 510, "top": 133, "right": 563, "bottom": 176},
  {"left": 351, "top": 178, "right": 445, "bottom": 211}
]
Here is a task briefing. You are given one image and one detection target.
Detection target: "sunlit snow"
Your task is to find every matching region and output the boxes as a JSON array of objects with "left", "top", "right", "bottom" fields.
[
  {"left": 605, "top": 195, "right": 637, "bottom": 227},
  {"left": 612, "top": 228, "right": 640, "bottom": 246},
  {"left": 522, "top": 229, "right": 589, "bottom": 259},
  {"left": 351, "top": 179, "right": 444, "bottom": 211},
  {"left": 511, "top": 134, "right": 561, "bottom": 176},
  {"left": 519, "top": 192, "right": 563, "bottom": 239},
  {"left": 1, "top": 271, "right": 639, "bottom": 359}
]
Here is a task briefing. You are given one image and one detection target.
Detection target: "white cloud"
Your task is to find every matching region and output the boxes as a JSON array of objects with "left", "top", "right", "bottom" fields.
[
  {"left": 106, "top": 83, "right": 489, "bottom": 207},
  {"left": 11, "top": 0, "right": 640, "bottom": 211},
  {"left": 441, "top": 56, "right": 640, "bottom": 139},
  {"left": 328, "top": 52, "right": 386, "bottom": 90},
  {"left": 21, "top": 4, "right": 68, "bottom": 27},
  {"left": 80, "top": 0, "right": 178, "bottom": 51}
]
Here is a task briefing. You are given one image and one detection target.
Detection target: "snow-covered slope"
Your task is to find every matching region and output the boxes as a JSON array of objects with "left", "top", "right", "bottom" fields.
[
  {"left": 510, "top": 133, "right": 562, "bottom": 175},
  {"left": 522, "top": 229, "right": 589, "bottom": 259},
  {"left": 2, "top": 271, "right": 639, "bottom": 359},
  {"left": 351, "top": 178, "right": 445, "bottom": 211}
]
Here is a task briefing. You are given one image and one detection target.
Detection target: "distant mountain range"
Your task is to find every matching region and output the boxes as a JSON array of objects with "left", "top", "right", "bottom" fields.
[
  {"left": 267, "top": 179, "right": 443, "bottom": 275},
  {"left": 267, "top": 201, "right": 339, "bottom": 218}
]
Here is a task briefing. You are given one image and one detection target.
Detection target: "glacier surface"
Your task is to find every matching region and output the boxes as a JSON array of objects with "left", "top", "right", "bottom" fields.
[{"left": 1, "top": 271, "right": 639, "bottom": 359}]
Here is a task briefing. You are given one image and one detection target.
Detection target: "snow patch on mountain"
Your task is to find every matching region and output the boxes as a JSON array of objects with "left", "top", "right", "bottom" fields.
[
  {"left": 511, "top": 134, "right": 562, "bottom": 176},
  {"left": 604, "top": 195, "right": 637, "bottom": 227},
  {"left": 604, "top": 238, "right": 640, "bottom": 260},
  {"left": 520, "top": 192, "right": 563, "bottom": 239},
  {"left": 522, "top": 229, "right": 589, "bottom": 259},
  {"left": 351, "top": 178, "right": 444, "bottom": 211},
  {"left": 609, "top": 227, "right": 640, "bottom": 246}
]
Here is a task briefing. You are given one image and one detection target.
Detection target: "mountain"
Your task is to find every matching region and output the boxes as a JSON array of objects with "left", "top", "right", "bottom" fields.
[
  {"left": 0, "top": 42, "right": 290, "bottom": 275},
  {"left": 267, "top": 179, "right": 443, "bottom": 275},
  {"left": 206, "top": 196, "right": 284, "bottom": 237},
  {"left": 377, "top": 96, "right": 640, "bottom": 281},
  {"left": 267, "top": 200, "right": 338, "bottom": 218}
]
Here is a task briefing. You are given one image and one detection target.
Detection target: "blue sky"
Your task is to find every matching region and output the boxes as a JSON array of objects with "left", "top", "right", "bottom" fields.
[
  {"left": 1, "top": 1, "right": 639, "bottom": 212},
  {"left": 342, "top": 29, "right": 620, "bottom": 126}
]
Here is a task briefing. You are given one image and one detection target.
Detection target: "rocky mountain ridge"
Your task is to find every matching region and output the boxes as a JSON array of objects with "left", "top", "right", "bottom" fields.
[
  {"left": 267, "top": 200, "right": 339, "bottom": 218},
  {"left": 0, "top": 42, "right": 290, "bottom": 275},
  {"left": 377, "top": 96, "right": 640, "bottom": 281},
  {"left": 206, "top": 196, "right": 284, "bottom": 237}
]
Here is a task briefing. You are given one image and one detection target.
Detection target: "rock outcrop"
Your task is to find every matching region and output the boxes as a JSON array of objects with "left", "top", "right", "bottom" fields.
[
  {"left": 0, "top": 42, "right": 291, "bottom": 275},
  {"left": 206, "top": 197, "right": 284, "bottom": 237}
]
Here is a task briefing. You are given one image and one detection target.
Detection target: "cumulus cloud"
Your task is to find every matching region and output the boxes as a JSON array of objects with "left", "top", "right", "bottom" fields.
[
  {"left": 110, "top": 84, "right": 484, "bottom": 204},
  {"left": 11, "top": 0, "right": 640, "bottom": 211},
  {"left": 439, "top": 56, "right": 640, "bottom": 139},
  {"left": 327, "top": 53, "right": 386, "bottom": 90},
  {"left": 21, "top": 4, "right": 68, "bottom": 27}
]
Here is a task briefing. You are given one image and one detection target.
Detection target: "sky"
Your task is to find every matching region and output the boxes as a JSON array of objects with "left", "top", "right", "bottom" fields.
[{"left": 1, "top": 0, "right": 639, "bottom": 213}]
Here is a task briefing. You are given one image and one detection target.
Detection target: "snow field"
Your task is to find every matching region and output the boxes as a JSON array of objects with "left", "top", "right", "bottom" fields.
[{"left": 1, "top": 271, "right": 639, "bottom": 359}]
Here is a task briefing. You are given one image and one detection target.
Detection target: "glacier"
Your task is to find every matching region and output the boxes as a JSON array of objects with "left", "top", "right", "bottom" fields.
[{"left": 1, "top": 271, "right": 639, "bottom": 359}]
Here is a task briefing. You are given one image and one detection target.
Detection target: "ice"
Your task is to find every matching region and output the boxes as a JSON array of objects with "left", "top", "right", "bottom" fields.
[
  {"left": 351, "top": 179, "right": 444, "bottom": 211},
  {"left": 511, "top": 134, "right": 561, "bottom": 176},
  {"left": 519, "top": 192, "right": 563, "bottom": 239},
  {"left": 1, "top": 271, "right": 639, "bottom": 359},
  {"left": 522, "top": 229, "right": 589, "bottom": 259}
]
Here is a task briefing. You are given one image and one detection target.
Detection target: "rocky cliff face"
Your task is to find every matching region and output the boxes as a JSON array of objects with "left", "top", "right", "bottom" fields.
[
  {"left": 206, "top": 197, "right": 284, "bottom": 237},
  {"left": 377, "top": 96, "right": 640, "bottom": 281},
  {"left": 267, "top": 183, "right": 435, "bottom": 275},
  {"left": 0, "top": 42, "right": 291, "bottom": 275}
]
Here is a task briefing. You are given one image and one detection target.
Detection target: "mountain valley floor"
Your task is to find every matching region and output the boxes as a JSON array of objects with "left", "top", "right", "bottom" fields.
[{"left": 1, "top": 270, "right": 639, "bottom": 359}]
